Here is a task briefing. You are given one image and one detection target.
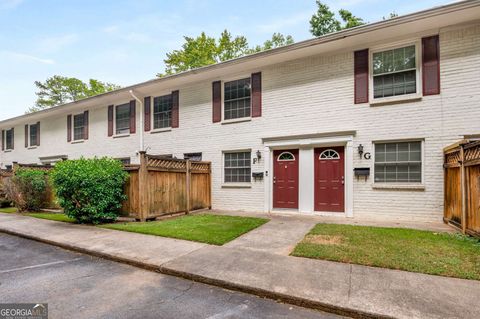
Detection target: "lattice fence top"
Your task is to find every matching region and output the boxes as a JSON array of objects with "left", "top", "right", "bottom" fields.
[
  {"left": 147, "top": 157, "right": 187, "bottom": 170},
  {"left": 445, "top": 151, "right": 461, "bottom": 165},
  {"left": 17, "top": 164, "right": 53, "bottom": 171},
  {"left": 191, "top": 162, "right": 210, "bottom": 172},
  {"left": 0, "top": 169, "right": 13, "bottom": 177},
  {"left": 464, "top": 141, "right": 480, "bottom": 163},
  {"left": 146, "top": 154, "right": 210, "bottom": 171}
]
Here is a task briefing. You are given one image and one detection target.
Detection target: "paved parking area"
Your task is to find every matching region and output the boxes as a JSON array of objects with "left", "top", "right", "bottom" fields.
[{"left": 0, "top": 233, "right": 343, "bottom": 319}]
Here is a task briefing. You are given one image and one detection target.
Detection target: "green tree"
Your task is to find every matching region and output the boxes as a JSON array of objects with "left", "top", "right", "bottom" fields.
[
  {"left": 338, "top": 9, "right": 365, "bottom": 29},
  {"left": 29, "top": 75, "right": 121, "bottom": 113},
  {"left": 310, "top": 1, "right": 365, "bottom": 37},
  {"left": 158, "top": 30, "right": 294, "bottom": 77},
  {"left": 383, "top": 12, "right": 399, "bottom": 20},
  {"left": 249, "top": 33, "right": 295, "bottom": 53}
]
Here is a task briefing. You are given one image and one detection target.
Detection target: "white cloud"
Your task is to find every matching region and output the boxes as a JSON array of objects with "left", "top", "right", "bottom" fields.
[
  {"left": 2, "top": 51, "right": 55, "bottom": 64},
  {"left": 37, "top": 34, "right": 78, "bottom": 53}
]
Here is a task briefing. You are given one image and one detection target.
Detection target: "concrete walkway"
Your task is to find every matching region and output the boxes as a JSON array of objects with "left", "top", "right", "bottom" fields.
[
  {"left": 225, "top": 216, "right": 317, "bottom": 255},
  {"left": 212, "top": 209, "right": 456, "bottom": 233},
  {"left": 1, "top": 213, "right": 478, "bottom": 319}
]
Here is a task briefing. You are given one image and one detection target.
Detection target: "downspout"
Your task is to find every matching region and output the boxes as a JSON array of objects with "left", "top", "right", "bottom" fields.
[{"left": 129, "top": 90, "right": 144, "bottom": 152}]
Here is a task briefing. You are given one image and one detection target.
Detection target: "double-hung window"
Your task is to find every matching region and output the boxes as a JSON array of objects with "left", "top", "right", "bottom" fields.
[
  {"left": 374, "top": 141, "right": 422, "bottom": 183},
  {"left": 73, "top": 114, "right": 85, "bottom": 141},
  {"left": 153, "top": 94, "right": 172, "bottom": 129},
  {"left": 5, "top": 129, "right": 13, "bottom": 150},
  {"left": 224, "top": 78, "right": 251, "bottom": 120},
  {"left": 115, "top": 103, "right": 131, "bottom": 135},
  {"left": 29, "top": 124, "right": 38, "bottom": 146},
  {"left": 224, "top": 151, "right": 251, "bottom": 183},
  {"left": 372, "top": 44, "right": 418, "bottom": 100}
]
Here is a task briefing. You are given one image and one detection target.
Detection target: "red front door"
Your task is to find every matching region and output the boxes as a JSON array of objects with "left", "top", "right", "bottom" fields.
[
  {"left": 314, "top": 147, "right": 345, "bottom": 212},
  {"left": 273, "top": 149, "right": 299, "bottom": 209}
]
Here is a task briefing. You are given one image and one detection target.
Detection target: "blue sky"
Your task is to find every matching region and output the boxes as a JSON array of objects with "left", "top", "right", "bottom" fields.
[{"left": 0, "top": 0, "right": 453, "bottom": 120}]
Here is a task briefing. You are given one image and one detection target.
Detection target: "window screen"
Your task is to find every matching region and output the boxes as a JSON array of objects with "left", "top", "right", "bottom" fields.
[
  {"left": 224, "top": 78, "right": 251, "bottom": 120},
  {"left": 373, "top": 45, "right": 416, "bottom": 98},
  {"left": 153, "top": 94, "right": 172, "bottom": 129},
  {"left": 374, "top": 141, "right": 422, "bottom": 183},
  {"left": 224, "top": 152, "right": 251, "bottom": 183},
  {"left": 29, "top": 124, "right": 38, "bottom": 146},
  {"left": 73, "top": 114, "right": 85, "bottom": 141},
  {"left": 116, "top": 103, "right": 130, "bottom": 135}
]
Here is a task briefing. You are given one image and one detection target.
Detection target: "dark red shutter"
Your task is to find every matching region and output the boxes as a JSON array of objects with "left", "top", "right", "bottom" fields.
[
  {"left": 354, "top": 49, "right": 369, "bottom": 104},
  {"left": 422, "top": 35, "right": 440, "bottom": 96},
  {"left": 108, "top": 105, "right": 114, "bottom": 136},
  {"left": 144, "top": 96, "right": 151, "bottom": 132},
  {"left": 251, "top": 72, "right": 262, "bottom": 117},
  {"left": 171, "top": 90, "right": 179, "bottom": 128},
  {"left": 11, "top": 128, "right": 14, "bottom": 149},
  {"left": 67, "top": 115, "right": 72, "bottom": 142},
  {"left": 83, "top": 111, "right": 89, "bottom": 140},
  {"left": 1, "top": 130, "right": 4, "bottom": 151},
  {"left": 25, "top": 125, "right": 28, "bottom": 148},
  {"left": 212, "top": 81, "right": 221, "bottom": 123},
  {"left": 129, "top": 100, "right": 136, "bottom": 134},
  {"left": 36, "top": 122, "right": 40, "bottom": 146}
]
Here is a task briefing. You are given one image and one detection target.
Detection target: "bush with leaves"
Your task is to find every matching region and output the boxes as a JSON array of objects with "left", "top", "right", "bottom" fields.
[
  {"left": 51, "top": 158, "right": 128, "bottom": 224},
  {"left": 3, "top": 168, "right": 48, "bottom": 212}
]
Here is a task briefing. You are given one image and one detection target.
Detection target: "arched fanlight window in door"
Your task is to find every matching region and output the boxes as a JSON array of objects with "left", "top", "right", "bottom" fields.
[
  {"left": 277, "top": 151, "right": 295, "bottom": 161},
  {"left": 319, "top": 149, "right": 340, "bottom": 160}
]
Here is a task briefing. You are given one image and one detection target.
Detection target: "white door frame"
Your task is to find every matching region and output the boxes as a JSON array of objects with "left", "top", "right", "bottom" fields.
[{"left": 263, "top": 132, "right": 354, "bottom": 217}]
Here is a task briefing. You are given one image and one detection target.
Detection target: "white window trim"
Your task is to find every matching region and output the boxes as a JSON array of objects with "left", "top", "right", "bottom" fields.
[
  {"left": 4, "top": 128, "right": 14, "bottom": 151},
  {"left": 371, "top": 139, "right": 425, "bottom": 189},
  {"left": 150, "top": 94, "right": 173, "bottom": 132},
  {"left": 71, "top": 113, "right": 85, "bottom": 142},
  {"left": 221, "top": 75, "right": 252, "bottom": 123},
  {"left": 369, "top": 39, "right": 422, "bottom": 105},
  {"left": 27, "top": 123, "right": 38, "bottom": 147},
  {"left": 221, "top": 149, "right": 252, "bottom": 187},
  {"left": 114, "top": 103, "right": 131, "bottom": 137},
  {"left": 318, "top": 149, "right": 340, "bottom": 160},
  {"left": 277, "top": 151, "right": 296, "bottom": 162}
]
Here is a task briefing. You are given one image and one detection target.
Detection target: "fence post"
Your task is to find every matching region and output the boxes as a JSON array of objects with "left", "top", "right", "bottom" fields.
[
  {"left": 208, "top": 163, "right": 212, "bottom": 209},
  {"left": 186, "top": 160, "right": 191, "bottom": 214},
  {"left": 138, "top": 151, "right": 148, "bottom": 222},
  {"left": 460, "top": 145, "right": 467, "bottom": 234}
]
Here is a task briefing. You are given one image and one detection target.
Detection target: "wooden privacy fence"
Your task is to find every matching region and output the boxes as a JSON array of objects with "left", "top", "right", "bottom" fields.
[
  {"left": 444, "top": 140, "right": 480, "bottom": 237},
  {"left": 1, "top": 164, "right": 59, "bottom": 209},
  {"left": 0, "top": 169, "right": 13, "bottom": 197},
  {"left": 122, "top": 152, "right": 212, "bottom": 221}
]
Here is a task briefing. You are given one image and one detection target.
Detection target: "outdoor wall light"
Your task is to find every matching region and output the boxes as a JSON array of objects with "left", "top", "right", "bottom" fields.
[
  {"left": 256, "top": 150, "right": 262, "bottom": 161},
  {"left": 357, "top": 144, "right": 364, "bottom": 159}
]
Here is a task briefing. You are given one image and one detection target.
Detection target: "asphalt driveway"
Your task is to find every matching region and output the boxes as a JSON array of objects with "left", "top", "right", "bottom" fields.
[{"left": 0, "top": 233, "right": 343, "bottom": 319}]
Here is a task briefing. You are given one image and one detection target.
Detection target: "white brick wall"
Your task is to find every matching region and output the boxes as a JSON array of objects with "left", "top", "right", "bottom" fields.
[{"left": 1, "top": 23, "right": 479, "bottom": 222}]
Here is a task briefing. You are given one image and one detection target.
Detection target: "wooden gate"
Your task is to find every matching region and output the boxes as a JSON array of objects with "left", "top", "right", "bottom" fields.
[
  {"left": 122, "top": 152, "right": 212, "bottom": 220},
  {"left": 444, "top": 140, "right": 480, "bottom": 237}
]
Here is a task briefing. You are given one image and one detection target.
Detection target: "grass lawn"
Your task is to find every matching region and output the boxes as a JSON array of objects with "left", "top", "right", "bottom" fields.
[
  {"left": 100, "top": 214, "right": 269, "bottom": 245},
  {"left": 0, "top": 207, "right": 17, "bottom": 213},
  {"left": 292, "top": 223, "right": 480, "bottom": 280},
  {"left": 26, "top": 213, "right": 76, "bottom": 223}
]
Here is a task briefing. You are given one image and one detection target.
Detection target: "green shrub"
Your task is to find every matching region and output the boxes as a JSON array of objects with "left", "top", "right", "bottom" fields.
[
  {"left": 4, "top": 168, "right": 49, "bottom": 212},
  {"left": 51, "top": 157, "right": 128, "bottom": 224},
  {"left": 0, "top": 198, "right": 12, "bottom": 208}
]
